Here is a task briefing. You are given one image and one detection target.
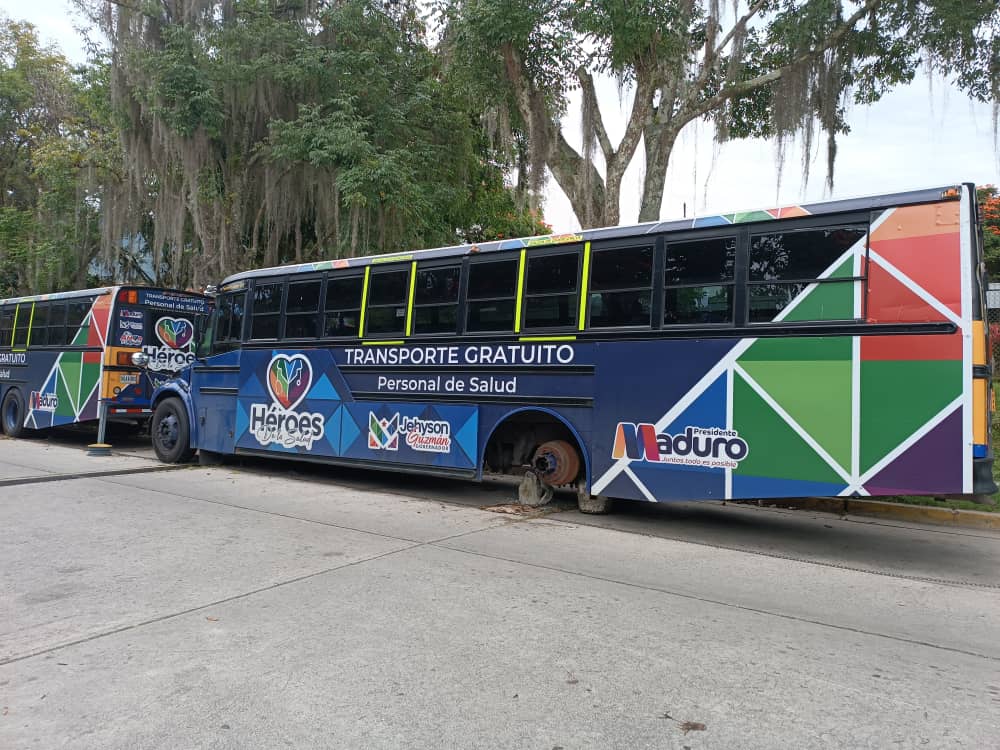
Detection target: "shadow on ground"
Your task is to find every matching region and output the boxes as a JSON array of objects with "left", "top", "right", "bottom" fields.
[{"left": 27, "top": 428, "right": 1000, "bottom": 587}]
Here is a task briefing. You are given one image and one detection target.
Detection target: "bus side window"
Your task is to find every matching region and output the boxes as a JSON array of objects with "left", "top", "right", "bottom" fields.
[
  {"left": 66, "top": 298, "right": 92, "bottom": 342},
  {"left": 283, "top": 279, "right": 321, "bottom": 339},
  {"left": 412, "top": 265, "right": 460, "bottom": 335},
  {"left": 0, "top": 306, "right": 12, "bottom": 347},
  {"left": 748, "top": 225, "right": 866, "bottom": 323},
  {"left": 31, "top": 302, "right": 49, "bottom": 347},
  {"left": 214, "top": 295, "right": 233, "bottom": 354},
  {"left": 324, "top": 274, "right": 363, "bottom": 337},
  {"left": 230, "top": 292, "right": 246, "bottom": 343},
  {"left": 251, "top": 282, "right": 283, "bottom": 339},
  {"left": 197, "top": 307, "right": 216, "bottom": 358},
  {"left": 588, "top": 246, "right": 653, "bottom": 328},
  {"left": 12, "top": 303, "right": 31, "bottom": 349},
  {"left": 523, "top": 250, "right": 580, "bottom": 329},
  {"left": 214, "top": 291, "right": 246, "bottom": 353},
  {"left": 664, "top": 237, "right": 736, "bottom": 325},
  {"left": 466, "top": 258, "right": 518, "bottom": 332},
  {"left": 366, "top": 267, "right": 409, "bottom": 337},
  {"left": 48, "top": 302, "right": 67, "bottom": 346}
]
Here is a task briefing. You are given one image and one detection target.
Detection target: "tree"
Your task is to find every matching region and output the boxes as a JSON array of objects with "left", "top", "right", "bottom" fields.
[
  {"left": 979, "top": 184, "right": 1000, "bottom": 279},
  {"left": 439, "top": 0, "right": 1000, "bottom": 228},
  {"left": 76, "top": 0, "right": 549, "bottom": 289},
  {"left": 0, "top": 18, "right": 115, "bottom": 296}
]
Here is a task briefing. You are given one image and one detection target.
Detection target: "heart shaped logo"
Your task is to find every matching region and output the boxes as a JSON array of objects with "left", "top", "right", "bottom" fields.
[
  {"left": 155, "top": 317, "right": 194, "bottom": 350},
  {"left": 267, "top": 354, "right": 312, "bottom": 411}
]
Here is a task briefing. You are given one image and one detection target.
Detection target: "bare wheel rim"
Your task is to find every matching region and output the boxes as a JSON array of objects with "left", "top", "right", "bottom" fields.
[{"left": 532, "top": 440, "right": 580, "bottom": 486}]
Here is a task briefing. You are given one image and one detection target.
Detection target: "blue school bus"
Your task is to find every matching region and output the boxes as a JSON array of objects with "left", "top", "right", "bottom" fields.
[
  {"left": 0, "top": 286, "right": 210, "bottom": 438},
  {"left": 148, "top": 184, "right": 995, "bottom": 511}
]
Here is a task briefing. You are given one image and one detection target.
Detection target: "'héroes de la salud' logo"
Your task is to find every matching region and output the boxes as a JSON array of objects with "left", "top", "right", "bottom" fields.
[
  {"left": 249, "top": 354, "right": 325, "bottom": 450},
  {"left": 141, "top": 316, "right": 196, "bottom": 372}
]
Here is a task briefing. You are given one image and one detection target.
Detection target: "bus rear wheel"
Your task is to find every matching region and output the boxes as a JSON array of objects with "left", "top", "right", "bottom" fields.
[
  {"left": 151, "top": 398, "right": 195, "bottom": 464},
  {"left": 1, "top": 389, "right": 25, "bottom": 437}
]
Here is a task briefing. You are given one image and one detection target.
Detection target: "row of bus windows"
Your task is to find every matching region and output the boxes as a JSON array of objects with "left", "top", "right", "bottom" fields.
[
  {"left": 215, "top": 224, "right": 866, "bottom": 344},
  {"left": 0, "top": 298, "right": 95, "bottom": 349}
]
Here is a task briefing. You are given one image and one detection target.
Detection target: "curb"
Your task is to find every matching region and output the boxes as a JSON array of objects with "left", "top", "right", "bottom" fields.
[
  {"left": 0, "top": 464, "right": 190, "bottom": 488},
  {"left": 755, "top": 497, "right": 1000, "bottom": 531}
]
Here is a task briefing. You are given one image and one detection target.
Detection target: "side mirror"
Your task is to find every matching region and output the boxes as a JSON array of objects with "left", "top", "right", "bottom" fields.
[{"left": 131, "top": 351, "right": 150, "bottom": 368}]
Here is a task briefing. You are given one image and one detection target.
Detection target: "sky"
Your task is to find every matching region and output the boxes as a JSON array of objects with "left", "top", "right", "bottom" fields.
[{"left": 5, "top": 0, "right": 998, "bottom": 233}]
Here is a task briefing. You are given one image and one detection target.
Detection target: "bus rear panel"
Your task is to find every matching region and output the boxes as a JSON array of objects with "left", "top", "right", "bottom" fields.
[{"left": 0, "top": 286, "right": 209, "bottom": 434}]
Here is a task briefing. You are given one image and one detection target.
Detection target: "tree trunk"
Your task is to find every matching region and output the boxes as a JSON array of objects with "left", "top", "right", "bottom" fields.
[
  {"left": 548, "top": 133, "right": 608, "bottom": 228},
  {"left": 349, "top": 203, "right": 360, "bottom": 257},
  {"left": 638, "top": 121, "right": 679, "bottom": 223},
  {"left": 602, "top": 154, "right": 625, "bottom": 228}
]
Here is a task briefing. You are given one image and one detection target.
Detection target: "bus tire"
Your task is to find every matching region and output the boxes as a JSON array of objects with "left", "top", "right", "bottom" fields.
[
  {"left": 1, "top": 388, "right": 26, "bottom": 437},
  {"left": 151, "top": 398, "right": 195, "bottom": 464}
]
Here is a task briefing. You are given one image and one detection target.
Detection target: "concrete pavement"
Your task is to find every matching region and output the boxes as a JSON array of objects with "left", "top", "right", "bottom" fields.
[{"left": 1, "top": 440, "right": 999, "bottom": 749}]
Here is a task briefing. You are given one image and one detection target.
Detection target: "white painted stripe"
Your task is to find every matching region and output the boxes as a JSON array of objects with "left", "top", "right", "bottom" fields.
[
  {"left": 848, "top": 396, "right": 963, "bottom": 492},
  {"left": 56, "top": 364, "right": 76, "bottom": 416},
  {"left": 867, "top": 249, "right": 963, "bottom": 327},
  {"left": 592, "top": 227, "right": 868, "bottom": 498},
  {"left": 868, "top": 206, "right": 895, "bottom": 234},
  {"left": 725, "top": 364, "right": 734, "bottom": 500},
  {"left": 772, "top": 240, "right": 863, "bottom": 323},
  {"left": 592, "top": 338, "right": 757, "bottom": 494},
  {"left": 839, "top": 485, "right": 871, "bottom": 497},
  {"left": 959, "top": 185, "right": 974, "bottom": 492},
  {"left": 734, "top": 363, "right": 852, "bottom": 485},
  {"left": 851, "top": 242, "right": 862, "bottom": 486},
  {"left": 623, "top": 466, "right": 657, "bottom": 503}
]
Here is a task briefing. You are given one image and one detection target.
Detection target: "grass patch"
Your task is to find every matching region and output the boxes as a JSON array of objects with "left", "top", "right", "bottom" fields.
[{"left": 883, "top": 495, "right": 999, "bottom": 512}]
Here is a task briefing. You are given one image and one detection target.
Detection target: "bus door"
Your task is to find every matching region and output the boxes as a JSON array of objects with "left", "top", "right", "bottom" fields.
[{"left": 189, "top": 288, "right": 245, "bottom": 453}]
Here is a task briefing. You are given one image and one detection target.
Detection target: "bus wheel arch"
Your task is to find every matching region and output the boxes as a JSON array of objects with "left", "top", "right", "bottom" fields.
[
  {"left": 151, "top": 396, "right": 196, "bottom": 464},
  {"left": 482, "top": 408, "right": 590, "bottom": 496},
  {"left": 1, "top": 387, "right": 26, "bottom": 437}
]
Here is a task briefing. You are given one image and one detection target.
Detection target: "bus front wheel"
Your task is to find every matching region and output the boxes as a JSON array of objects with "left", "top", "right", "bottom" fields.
[
  {"left": 1, "top": 389, "right": 25, "bottom": 438},
  {"left": 151, "top": 399, "right": 195, "bottom": 464}
]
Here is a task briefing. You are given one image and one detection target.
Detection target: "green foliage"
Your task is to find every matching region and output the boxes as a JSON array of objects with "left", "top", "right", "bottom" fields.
[
  {"left": 978, "top": 185, "right": 1000, "bottom": 279},
  {"left": 70, "top": 0, "right": 549, "bottom": 286},
  {"left": 439, "top": 0, "right": 1000, "bottom": 226},
  {"left": 0, "top": 17, "right": 115, "bottom": 296},
  {"left": 139, "top": 26, "right": 224, "bottom": 137},
  {"left": 455, "top": 156, "right": 552, "bottom": 243}
]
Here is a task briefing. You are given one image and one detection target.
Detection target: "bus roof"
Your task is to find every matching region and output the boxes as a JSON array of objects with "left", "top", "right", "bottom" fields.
[
  {"left": 213, "top": 182, "right": 966, "bottom": 289},
  {"left": 0, "top": 285, "right": 208, "bottom": 306}
]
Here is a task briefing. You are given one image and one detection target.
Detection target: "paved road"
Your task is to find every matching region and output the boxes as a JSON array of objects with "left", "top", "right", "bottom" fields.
[{"left": 2, "top": 434, "right": 999, "bottom": 749}]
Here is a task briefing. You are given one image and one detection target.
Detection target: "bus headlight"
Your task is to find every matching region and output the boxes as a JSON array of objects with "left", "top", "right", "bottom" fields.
[{"left": 131, "top": 352, "right": 150, "bottom": 368}]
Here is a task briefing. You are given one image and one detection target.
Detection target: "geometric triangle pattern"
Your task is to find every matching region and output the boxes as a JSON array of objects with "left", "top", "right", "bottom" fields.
[
  {"left": 594, "top": 197, "right": 971, "bottom": 501},
  {"left": 627, "top": 372, "right": 729, "bottom": 500},
  {"left": 732, "top": 372, "right": 847, "bottom": 487},
  {"left": 739, "top": 356, "right": 852, "bottom": 471},
  {"left": 864, "top": 407, "right": 963, "bottom": 495},
  {"left": 26, "top": 300, "right": 110, "bottom": 429},
  {"left": 859, "top": 359, "right": 962, "bottom": 474}
]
